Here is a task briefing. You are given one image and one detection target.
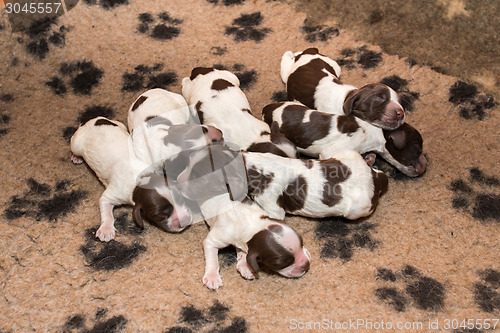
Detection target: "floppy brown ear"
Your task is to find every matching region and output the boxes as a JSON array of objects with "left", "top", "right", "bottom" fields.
[
  {"left": 388, "top": 129, "right": 407, "bottom": 150},
  {"left": 132, "top": 203, "right": 145, "bottom": 229},
  {"left": 270, "top": 121, "right": 281, "bottom": 134},
  {"left": 246, "top": 251, "right": 260, "bottom": 277},
  {"left": 343, "top": 90, "right": 359, "bottom": 115}
]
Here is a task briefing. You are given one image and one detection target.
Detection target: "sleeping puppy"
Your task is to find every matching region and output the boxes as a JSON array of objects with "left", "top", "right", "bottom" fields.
[
  {"left": 281, "top": 47, "right": 405, "bottom": 130},
  {"left": 244, "top": 149, "right": 388, "bottom": 220},
  {"left": 70, "top": 117, "right": 192, "bottom": 242},
  {"left": 127, "top": 88, "right": 224, "bottom": 175},
  {"left": 181, "top": 67, "right": 299, "bottom": 158},
  {"left": 263, "top": 101, "right": 427, "bottom": 177},
  {"left": 175, "top": 144, "right": 311, "bottom": 289}
]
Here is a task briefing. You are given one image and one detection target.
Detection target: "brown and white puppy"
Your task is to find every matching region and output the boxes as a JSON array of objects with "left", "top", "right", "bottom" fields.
[
  {"left": 281, "top": 48, "right": 405, "bottom": 130},
  {"left": 70, "top": 117, "right": 192, "bottom": 242},
  {"left": 181, "top": 67, "right": 299, "bottom": 158},
  {"left": 127, "top": 88, "right": 224, "bottom": 170},
  {"left": 244, "top": 149, "right": 388, "bottom": 220},
  {"left": 176, "top": 144, "right": 311, "bottom": 289},
  {"left": 263, "top": 101, "right": 427, "bottom": 177}
]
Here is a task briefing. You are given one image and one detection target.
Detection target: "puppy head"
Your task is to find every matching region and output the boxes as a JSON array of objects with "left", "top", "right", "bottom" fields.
[
  {"left": 246, "top": 222, "right": 311, "bottom": 278},
  {"left": 247, "top": 122, "right": 299, "bottom": 158},
  {"left": 383, "top": 123, "right": 427, "bottom": 177},
  {"left": 343, "top": 83, "right": 405, "bottom": 130},
  {"left": 176, "top": 144, "right": 248, "bottom": 203}
]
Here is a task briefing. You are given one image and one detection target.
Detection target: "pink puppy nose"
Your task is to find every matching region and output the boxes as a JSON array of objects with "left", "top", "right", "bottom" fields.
[{"left": 395, "top": 109, "right": 404, "bottom": 120}]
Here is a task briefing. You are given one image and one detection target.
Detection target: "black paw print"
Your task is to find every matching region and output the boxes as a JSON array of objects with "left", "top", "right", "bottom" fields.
[
  {"left": 83, "top": 0, "right": 129, "bottom": 10},
  {"left": 271, "top": 90, "right": 288, "bottom": 103},
  {"left": 302, "top": 24, "right": 339, "bottom": 43},
  {"left": 137, "top": 12, "right": 182, "bottom": 40},
  {"left": 225, "top": 12, "right": 272, "bottom": 42},
  {"left": 165, "top": 301, "right": 248, "bottom": 333},
  {"left": 448, "top": 81, "right": 497, "bottom": 120},
  {"left": 80, "top": 210, "right": 146, "bottom": 271},
  {"left": 375, "top": 265, "right": 445, "bottom": 312},
  {"left": 450, "top": 167, "right": 500, "bottom": 223},
  {"left": 62, "top": 105, "right": 116, "bottom": 142},
  {"left": 213, "top": 63, "right": 257, "bottom": 90},
  {"left": 207, "top": 0, "right": 246, "bottom": 6},
  {"left": 337, "top": 46, "right": 383, "bottom": 70},
  {"left": 474, "top": 269, "right": 500, "bottom": 313},
  {"left": 46, "top": 60, "right": 104, "bottom": 95},
  {"left": 62, "top": 308, "right": 127, "bottom": 333},
  {"left": 315, "top": 218, "right": 378, "bottom": 261},
  {"left": 122, "top": 63, "right": 178, "bottom": 92},
  {"left": 380, "top": 75, "right": 420, "bottom": 112},
  {"left": 16, "top": 17, "right": 68, "bottom": 60},
  {"left": 0, "top": 94, "right": 13, "bottom": 138},
  {"left": 4, "top": 178, "right": 88, "bottom": 222}
]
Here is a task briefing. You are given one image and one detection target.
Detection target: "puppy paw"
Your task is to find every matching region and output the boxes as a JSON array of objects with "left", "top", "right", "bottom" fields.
[
  {"left": 203, "top": 272, "right": 223, "bottom": 290},
  {"left": 96, "top": 224, "right": 116, "bottom": 242},
  {"left": 71, "top": 154, "right": 84, "bottom": 164},
  {"left": 237, "top": 261, "right": 255, "bottom": 280}
]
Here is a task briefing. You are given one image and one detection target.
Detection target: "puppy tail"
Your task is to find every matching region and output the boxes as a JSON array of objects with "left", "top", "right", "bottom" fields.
[{"left": 280, "top": 51, "right": 295, "bottom": 83}]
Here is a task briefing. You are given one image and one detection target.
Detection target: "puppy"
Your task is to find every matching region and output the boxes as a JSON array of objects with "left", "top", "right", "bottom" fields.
[
  {"left": 181, "top": 67, "right": 299, "bottom": 158},
  {"left": 244, "top": 149, "right": 388, "bottom": 220},
  {"left": 127, "top": 88, "right": 224, "bottom": 174},
  {"left": 281, "top": 47, "right": 405, "bottom": 130},
  {"left": 263, "top": 101, "right": 427, "bottom": 177},
  {"left": 70, "top": 117, "right": 192, "bottom": 241},
  {"left": 176, "top": 144, "right": 311, "bottom": 289}
]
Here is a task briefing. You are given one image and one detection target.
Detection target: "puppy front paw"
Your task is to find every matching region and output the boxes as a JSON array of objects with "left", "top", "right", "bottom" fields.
[
  {"left": 237, "top": 261, "right": 255, "bottom": 280},
  {"left": 71, "top": 154, "right": 84, "bottom": 164},
  {"left": 96, "top": 224, "right": 116, "bottom": 242},
  {"left": 203, "top": 272, "right": 223, "bottom": 290}
]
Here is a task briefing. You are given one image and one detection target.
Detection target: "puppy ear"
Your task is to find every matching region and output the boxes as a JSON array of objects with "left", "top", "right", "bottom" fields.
[
  {"left": 388, "top": 129, "right": 407, "bottom": 150},
  {"left": 270, "top": 121, "right": 281, "bottom": 135},
  {"left": 246, "top": 251, "right": 260, "bottom": 277},
  {"left": 343, "top": 90, "right": 359, "bottom": 115},
  {"left": 132, "top": 203, "right": 145, "bottom": 229}
]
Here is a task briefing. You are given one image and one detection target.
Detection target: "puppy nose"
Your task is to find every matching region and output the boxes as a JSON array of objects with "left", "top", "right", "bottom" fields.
[{"left": 395, "top": 108, "right": 404, "bottom": 120}]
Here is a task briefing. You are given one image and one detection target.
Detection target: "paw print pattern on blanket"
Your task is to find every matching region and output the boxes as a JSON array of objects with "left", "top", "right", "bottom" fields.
[
  {"left": 122, "top": 63, "right": 178, "bottom": 92},
  {"left": 0, "top": 94, "right": 13, "bottom": 138},
  {"left": 213, "top": 63, "right": 258, "bottom": 90},
  {"left": 62, "top": 308, "right": 127, "bottom": 333},
  {"left": 375, "top": 265, "right": 445, "bottom": 312},
  {"left": 302, "top": 24, "right": 339, "bottom": 43},
  {"left": 449, "top": 81, "right": 497, "bottom": 120},
  {"left": 315, "top": 218, "right": 378, "bottom": 261},
  {"left": 80, "top": 211, "right": 146, "bottom": 271},
  {"left": 207, "top": 0, "right": 246, "bottom": 6},
  {"left": 225, "top": 12, "right": 272, "bottom": 42},
  {"left": 450, "top": 168, "right": 500, "bottom": 223},
  {"left": 165, "top": 301, "right": 248, "bottom": 333},
  {"left": 137, "top": 12, "right": 182, "bottom": 40},
  {"left": 380, "top": 75, "right": 420, "bottom": 112},
  {"left": 20, "top": 17, "right": 68, "bottom": 60},
  {"left": 62, "top": 105, "right": 116, "bottom": 142},
  {"left": 474, "top": 269, "right": 500, "bottom": 313},
  {"left": 83, "top": 0, "right": 129, "bottom": 10},
  {"left": 337, "top": 46, "right": 383, "bottom": 70},
  {"left": 4, "top": 178, "right": 88, "bottom": 222},
  {"left": 46, "top": 60, "right": 104, "bottom": 95}
]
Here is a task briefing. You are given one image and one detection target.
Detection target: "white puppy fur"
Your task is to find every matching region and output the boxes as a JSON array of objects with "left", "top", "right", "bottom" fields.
[
  {"left": 70, "top": 117, "right": 191, "bottom": 242},
  {"left": 244, "top": 150, "right": 388, "bottom": 220},
  {"left": 181, "top": 67, "right": 298, "bottom": 158}
]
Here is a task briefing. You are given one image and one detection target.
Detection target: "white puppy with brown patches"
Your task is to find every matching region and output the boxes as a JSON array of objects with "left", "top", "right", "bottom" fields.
[
  {"left": 70, "top": 116, "right": 192, "bottom": 242},
  {"left": 176, "top": 144, "right": 311, "bottom": 289},
  {"left": 181, "top": 67, "right": 299, "bottom": 158}
]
